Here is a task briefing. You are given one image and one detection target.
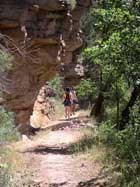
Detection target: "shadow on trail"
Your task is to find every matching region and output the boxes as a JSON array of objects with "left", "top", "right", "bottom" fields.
[
  {"left": 45, "top": 182, "right": 68, "bottom": 187},
  {"left": 22, "top": 135, "right": 95, "bottom": 155},
  {"left": 77, "top": 168, "right": 108, "bottom": 187},
  {"left": 68, "top": 136, "right": 95, "bottom": 154},
  {"left": 25, "top": 145, "right": 71, "bottom": 155},
  {"left": 59, "top": 115, "right": 90, "bottom": 122}
]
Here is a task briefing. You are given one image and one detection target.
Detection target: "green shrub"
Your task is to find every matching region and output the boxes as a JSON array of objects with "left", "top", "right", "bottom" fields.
[
  {"left": 0, "top": 146, "right": 34, "bottom": 187},
  {"left": 0, "top": 107, "right": 20, "bottom": 142},
  {"left": 76, "top": 78, "right": 96, "bottom": 99},
  {"left": 98, "top": 121, "right": 117, "bottom": 145},
  {"left": 0, "top": 162, "right": 11, "bottom": 187},
  {"left": 49, "top": 75, "right": 63, "bottom": 98},
  {"left": 115, "top": 125, "right": 140, "bottom": 161},
  {"left": 0, "top": 50, "right": 13, "bottom": 72},
  {"left": 68, "top": 134, "right": 95, "bottom": 153},
  {"left": 97, "top": 121, "right": 140, "bottom": 187}
]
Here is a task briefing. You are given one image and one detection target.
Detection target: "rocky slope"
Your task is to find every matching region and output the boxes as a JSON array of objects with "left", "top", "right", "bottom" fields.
[{"left": 0, "top": 0, "right": 91, "bottom": 133}]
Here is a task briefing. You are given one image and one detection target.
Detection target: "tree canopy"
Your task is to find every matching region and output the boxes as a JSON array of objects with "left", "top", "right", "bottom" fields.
[{"left": 78, "top": 0, "right": 140, "bottom": 129}]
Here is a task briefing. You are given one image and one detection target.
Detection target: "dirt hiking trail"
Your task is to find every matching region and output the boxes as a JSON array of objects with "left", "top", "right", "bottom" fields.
[{"left": 14, "top": 111, "right": 106, "bottom": 187}]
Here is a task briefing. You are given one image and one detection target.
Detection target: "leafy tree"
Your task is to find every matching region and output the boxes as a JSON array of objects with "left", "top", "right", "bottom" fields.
[
  {"left": 0, "top": 107, "right": 20, "bottom": 142},
  {"left": 76, "top": 78, "right": 96, "bottom": 108},
  {"left": 49, "top": 75, "right": 63, "bottom": 98},
  {"left": 79, "top": 3, "right": 140, "bottom": 185},
  {"left": 76, "top": 78, "right": 96, "bottom": 98},
  {"left": 81, "top": 0, "right": 140, "bottom": 128}
]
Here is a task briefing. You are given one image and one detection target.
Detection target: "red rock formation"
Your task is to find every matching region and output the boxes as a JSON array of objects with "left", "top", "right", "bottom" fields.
[
  {"left": 30, "top": 84, "right": 55, "bottom": 129},
  {"left": 0, "top": 0, "right": 91, "bottom": 134}
]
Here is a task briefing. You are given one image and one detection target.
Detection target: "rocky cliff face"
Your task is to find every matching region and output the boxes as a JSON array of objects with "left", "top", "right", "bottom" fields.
[
  {"left": 30, "top": 84, "right": 55, "bottom": 130},
  {"left": 0, "top": 0, "right": 91, "bottom": 134}
]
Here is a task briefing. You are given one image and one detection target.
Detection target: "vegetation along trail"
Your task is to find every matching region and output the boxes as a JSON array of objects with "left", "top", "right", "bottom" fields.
[{"left": 0, "top": 0, "right": 140, "bottom": 187}]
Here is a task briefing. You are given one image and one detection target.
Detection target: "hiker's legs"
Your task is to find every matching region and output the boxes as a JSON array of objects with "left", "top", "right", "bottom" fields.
[
  {"left": 65, "top": 106, "right": 69, "bottom": 118},
  {"left": 65, "top": 106, "right": 68, "bottom": 118},
  {"left": 72, "top": 103, "right": 75, "bottom": 115},
  {"left": 64, "top": 106, "right": 71, "bottom": 119},
  {"left": 64, "top": 100, "right": 71, "bottom": 119},
  {"left": 67, "top": 106, "right": 71, "bottom": 119},
  {"left": 71, "top": 101, "right": 76, "bottom": 115}
]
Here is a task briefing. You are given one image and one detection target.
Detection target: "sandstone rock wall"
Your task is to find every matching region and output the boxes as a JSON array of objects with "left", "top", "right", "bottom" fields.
[
  {"left": 30, "top": 83, "right": 55, "bottom": 129},
  {"left": 0, "top": 0, "right": 91, "bottom": 134}
]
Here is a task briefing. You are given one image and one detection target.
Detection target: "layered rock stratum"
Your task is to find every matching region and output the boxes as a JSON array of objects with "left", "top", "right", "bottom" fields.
[{"left": 0, "top": 0, "right": 91, "bottom": 133}]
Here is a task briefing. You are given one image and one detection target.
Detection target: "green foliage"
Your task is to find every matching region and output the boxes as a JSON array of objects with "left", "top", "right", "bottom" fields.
[
  {"left": 81, "top": 0, "right": 140, "bottom": 121},
  {"left": 129, "top": 97, "right": 140, "bottom": 126},
  {"left": 98, "top": 121, "right": 117, "bottom": 144},
  {"left": 0, "top": 147, "right": 33, "bottom": 187},
  {"left": 76, "top": 78, "right": 96, "bottom": 98},
  {"left": 0, "top": 162, "right": 11, "bottom": 187},
  {"left": 0, "top": 107, "right": 20, "bottom": 187},
  {"left": 97, "top": 121, "right": 140, "bottom": 187},
  {"left": 49, "top": 75, "right": 63, "bottom": 98},
  {"left": 0, "top": 107, "right": 20, "bottom": 142},
  {"left": 80, "top": 1, "right": 140, "bottom": 186},
  {"left": 0, "top": 147, "right": 14, "bottom": 187},
  {"left": 0, "top": 50, "right": 13, "bottom": 72},
  {"left": 0, "top": 106, "right": 32, "bottom": 186},
  {"left": 68, "top": 133, "right": 95, "bottom": 153}
]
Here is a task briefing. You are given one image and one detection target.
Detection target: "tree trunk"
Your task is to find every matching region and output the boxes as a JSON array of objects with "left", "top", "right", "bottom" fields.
[
  {"left": 90, "top": 71, "right": 112, "bottom": 118},
  {"left": 90, "top": 92, "right": 104, "bottom": 117},
  {"left": 132, "top": 0, "right": 137, "bottom": 7},
  {"left": 116, "top": 81, "right": 120, "bottom": 130},
  {"left": 119, "top": 85, "right": 140, "bottom": 130}
]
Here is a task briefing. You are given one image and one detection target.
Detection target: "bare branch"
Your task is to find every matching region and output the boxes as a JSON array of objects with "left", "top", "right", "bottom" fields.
[{"left": 0, "top": 33, "right": 41, "bottom": 93}]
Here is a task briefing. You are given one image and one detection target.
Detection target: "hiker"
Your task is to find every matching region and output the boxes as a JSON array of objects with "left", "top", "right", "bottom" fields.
[
  {"left": 63, "top": 87, "right": 72, "bottom": 119},
  {"left": 70, "top": 87, "right": 78, "bottom": 115}
]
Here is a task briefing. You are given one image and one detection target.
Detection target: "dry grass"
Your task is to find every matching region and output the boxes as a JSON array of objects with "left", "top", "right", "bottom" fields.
[{"left": 0, "top": 145, "right": 33, "bottom": 187}]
